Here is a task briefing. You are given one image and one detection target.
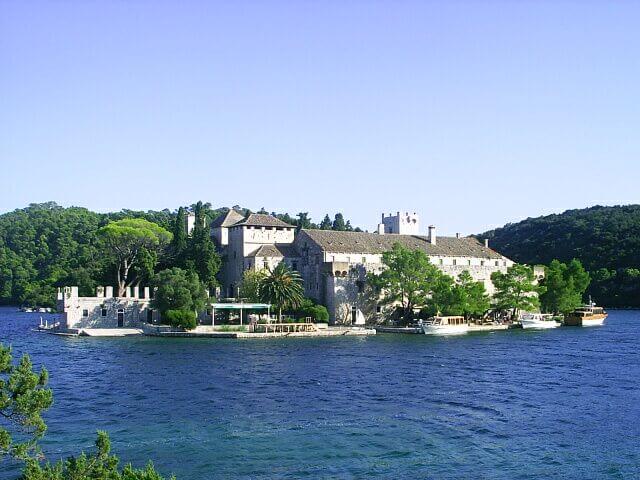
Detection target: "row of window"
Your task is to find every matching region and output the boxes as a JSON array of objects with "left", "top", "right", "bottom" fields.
[{"left": 82, "top": 308, "right": 154, "bottom": 321}]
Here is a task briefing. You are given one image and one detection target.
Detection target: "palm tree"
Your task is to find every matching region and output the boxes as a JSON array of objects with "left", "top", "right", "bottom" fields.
[{"left": 260, "top": 263, "right": 305, "bottom": 321}]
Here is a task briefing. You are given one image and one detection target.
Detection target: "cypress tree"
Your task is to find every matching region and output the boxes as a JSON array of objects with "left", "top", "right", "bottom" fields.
[
  {"left": 171, "top": 207, "right": 188, "bottom": 266},
  {"left": 188, "top": 201, "right": 221, "bottom": 290}
]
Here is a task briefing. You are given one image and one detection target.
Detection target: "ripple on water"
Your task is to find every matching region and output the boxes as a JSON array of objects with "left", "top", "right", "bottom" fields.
[{"left": 1, "top": 309, "right": 640, "bottom": 479}]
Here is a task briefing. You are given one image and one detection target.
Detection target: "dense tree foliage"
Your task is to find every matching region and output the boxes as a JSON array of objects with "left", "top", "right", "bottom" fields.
[
  {"left": 0, "top": 345, "right": 52, "bottom": 461},
  {"left": 186, "top": 202, "right": 220, "bottom": 289},
  {"left": 22, "top": 430, "right": 174, "bottom": 479},
  {"left": 0, "top": 202, "right": 361, "bottom": 307},
  {"left": 151, "top": 268, "right": 208, "bottom": 318},
  {"left": 169, "top": 207, "right": 188, "bottom": 268},
  {"left": 491, "top": 265, "right": 544, "bottom": 317},
  {"left": 97, "top": 219, "right": 172, "bottom": 297},
  {"left": 0, "top": 204, "right": 179, "bottom": 307},
  {"left": 238, "top": 270, "right": 267, "bottom": 302},
  {"left": 539, "top": 259, "right": 590, "bottom": 314},
  {"left": 480, "top": 205, "right": 640, "bottom": 307},
  {"left": 294, "top": 300, "right": 330, "bottom": 322},
  {"left": 432, "top": 271, "right": 491, "bottom": 320},
  {"left": 368, "top": 243, "right": 450, "bottom": 322}
]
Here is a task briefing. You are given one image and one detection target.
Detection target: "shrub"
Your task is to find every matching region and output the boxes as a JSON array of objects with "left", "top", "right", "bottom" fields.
[
  {"left": 164, "top": 309, "right": 197, "bottom": 330},
  {"left": 306, "top": 305, "right": 329, "bottom": 322}
]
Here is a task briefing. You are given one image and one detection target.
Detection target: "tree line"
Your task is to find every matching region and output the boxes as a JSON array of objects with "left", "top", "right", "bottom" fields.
[
  {"left": 479, "top": 204, "right": 640, "bottom": 307},
  {"left": 369, "top": 243, "right": 591, "bottom": 323},
  {"left": 0, "top": 202, "right": 360, "bottom": 307}
]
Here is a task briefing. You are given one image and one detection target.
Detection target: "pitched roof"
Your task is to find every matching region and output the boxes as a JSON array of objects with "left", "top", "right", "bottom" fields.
[
  {"left": 210, "top": 209, "right": 245, "bottom": 228},
  {"left": 247, "top": 244, "right": 299, "bottom": 258},
  {"left": 233, "top": 213, "right": 295, "bottom": 228},
  {"left": 299, "top": 229, "right": 505, "bottom": 259}
]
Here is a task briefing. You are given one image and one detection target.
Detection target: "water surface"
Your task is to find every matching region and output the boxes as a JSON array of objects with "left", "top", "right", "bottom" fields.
[{"left": 1, "top": 308, "right": 639, "bottom": 479}]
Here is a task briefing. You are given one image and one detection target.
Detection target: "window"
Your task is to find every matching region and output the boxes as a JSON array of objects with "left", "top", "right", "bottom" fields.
[
  {"left": 453, "top": 259, "right": 457, "bottom": 266},
  {"left": 481, "top": 260, "right": 485, "bottom": 266},
  {"left": 468, "top": 260, "right": 472, "bottom": 266},
  {"left": 263, "top": 261, "right": 269, "bottom": 270},
  {"left": 495, "top": 261, "right": 500, "bottom": 266},
  {"left": 82, "top": 309, "right": 89, "bottom": 317},
  {"left": 362, "top": 257, "right": 366, "bottom": 264},
  {"left": 439, "top": 259, "right": 443, "bottom": 266},
  {"left": 376, "top": 305, "right": 382, "bottom": 313},
  {"left": 347, "top": 256, "right": 351, "bottom": 263},
  {"left": 101, "top": 307, "right": 107, "bottom": 317}
]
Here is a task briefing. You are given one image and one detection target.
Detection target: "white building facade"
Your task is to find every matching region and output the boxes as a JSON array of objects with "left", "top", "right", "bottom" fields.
[{"left": 211, "top": 209, "right": 515, "bottom": 324}]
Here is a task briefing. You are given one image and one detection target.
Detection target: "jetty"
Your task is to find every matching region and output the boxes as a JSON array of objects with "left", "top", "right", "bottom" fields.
[{"left": 144, "top": 324, "right": 375, "bottom": 339}]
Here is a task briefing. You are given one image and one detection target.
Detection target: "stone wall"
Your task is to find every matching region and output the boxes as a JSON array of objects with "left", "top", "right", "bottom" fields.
[{"left": 58, "top": 286, "right": 159, "bottom": 330}]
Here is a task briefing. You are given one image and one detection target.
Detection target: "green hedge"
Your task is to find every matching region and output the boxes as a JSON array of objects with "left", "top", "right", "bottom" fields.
[{"left": 164, "top": 309, "right": 197, "bottom": 330}]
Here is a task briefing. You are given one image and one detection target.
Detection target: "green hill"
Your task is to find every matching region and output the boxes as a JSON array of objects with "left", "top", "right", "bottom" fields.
[
  {"left": 0, "top": 202, "right": 360, "bottom": 307},
  {"left": 479, "top": 205, "right": 640, "bottom": 308}
]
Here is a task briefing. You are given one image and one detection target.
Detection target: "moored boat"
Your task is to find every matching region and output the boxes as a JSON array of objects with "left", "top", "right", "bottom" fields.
[
  {"left": 520, "top": 313, "right": 561, "bottom": 329},
  {"left": 421, "top": 316, "right": 469, "bottom": 335},
  {"left": 564, "top": 301, "right": 607, "bottom": 327}
]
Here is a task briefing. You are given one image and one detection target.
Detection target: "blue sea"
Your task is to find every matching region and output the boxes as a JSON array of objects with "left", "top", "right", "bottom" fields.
[{"left": 1, "top": 307, "right": 639, "bottom": 479}]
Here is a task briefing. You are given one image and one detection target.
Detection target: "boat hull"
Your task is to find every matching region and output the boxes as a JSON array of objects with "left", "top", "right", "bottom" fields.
[
  {"left": 564, "top": 314, "right": 607, "bottom": 327},
  {"left": 422, "top": 325, "right": 469, "bottom": 335},
  {"left": 521, "top": 320, "right": 560, "bottom": 329}
]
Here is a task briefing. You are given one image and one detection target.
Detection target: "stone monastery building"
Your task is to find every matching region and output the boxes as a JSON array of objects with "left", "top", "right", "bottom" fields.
[{"left": 211, "top": 210, "right": 514, "bottom": 324}]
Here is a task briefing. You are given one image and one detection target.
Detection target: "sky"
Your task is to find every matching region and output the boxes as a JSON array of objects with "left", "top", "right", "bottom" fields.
[{"left": 1, "top": 1, "right": 639, "bottom": 235}]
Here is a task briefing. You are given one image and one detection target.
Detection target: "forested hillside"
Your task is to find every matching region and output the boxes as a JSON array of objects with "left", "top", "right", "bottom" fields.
[
  {"left": 479, "top": 205, "right": 640, "bottom": 307},
  {"left": 0, "top": 202, "right": 360, "bottom": 306}
]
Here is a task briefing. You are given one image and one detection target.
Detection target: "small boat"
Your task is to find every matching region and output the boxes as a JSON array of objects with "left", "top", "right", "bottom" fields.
[
  {"left": 421, "top": 316, "right": 469, "bottom": 335},
  {"left": 564, "top": 300, "right": 607, "bottom": 327},
  {"left": 520, "top": 313, "right": 561, "bottom": 329}
]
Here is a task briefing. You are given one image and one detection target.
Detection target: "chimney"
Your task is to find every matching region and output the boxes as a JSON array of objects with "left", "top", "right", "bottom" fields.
[
  {"left": 143, "top": 286, "right": 150, "bottom": 299},
  {"left": 484, "top": 238, "right": 489, "bottom": 248},
  {"left": 104, "top": 286, "right": 113, "bottom": 298},
  {"left": 377, "top": 223, "right": 385, "bottom": 235},
  {"left": 428, "top": 225, "right": 436, "bottom": 245}
]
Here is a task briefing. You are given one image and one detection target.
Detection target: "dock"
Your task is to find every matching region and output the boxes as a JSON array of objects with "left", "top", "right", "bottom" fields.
[{"left": 145, "top": 326, "right": 376, "bottom": 339}]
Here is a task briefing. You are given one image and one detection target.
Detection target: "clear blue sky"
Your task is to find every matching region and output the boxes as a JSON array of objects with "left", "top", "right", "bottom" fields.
[{"left": 1, "top": 1, "right": 638, "bottom": 234}]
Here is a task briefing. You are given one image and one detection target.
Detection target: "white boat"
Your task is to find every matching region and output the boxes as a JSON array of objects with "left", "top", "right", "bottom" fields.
[
  {"left": 421, "top": 316, "right": 469, "bottom": 335},
  {"left": 520, "top": 313, "right": 560, "bottom": 329}
]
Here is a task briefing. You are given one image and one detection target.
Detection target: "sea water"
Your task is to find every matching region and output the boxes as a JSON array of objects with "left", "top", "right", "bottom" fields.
[{"left": 0, "top": 307, "right": 638, "bottom": 479}]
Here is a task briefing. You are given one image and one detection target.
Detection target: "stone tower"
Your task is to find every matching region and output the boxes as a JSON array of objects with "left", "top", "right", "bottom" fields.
[{"left": 378, "top": 211, "right": 420, "bottom": 235}]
